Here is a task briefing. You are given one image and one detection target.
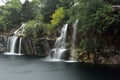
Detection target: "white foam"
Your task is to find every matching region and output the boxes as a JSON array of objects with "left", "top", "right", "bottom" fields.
[
  {"left": 3, "top": 52, "right": 23, "bottom": 56},
  {"left": 43, "top": 57, "right": 78, "bottom": 63},
  {"left": 43, "top": 58, "right": 64, "bottom": 62},
  {"left": 64, "top": 60, "right": 78, "bottom": 63}
]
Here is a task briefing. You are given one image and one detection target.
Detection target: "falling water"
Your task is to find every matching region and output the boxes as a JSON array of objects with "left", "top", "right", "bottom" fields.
[
  {"left": 72, "top": 20, "right": 79, "bottom": 49},
  {"left": 51, "top": 23, "right": 68, "bottom": 59},
  {"left": 70, "top": 20, "right": 79, "bottom": 61},
  {"left": 14, "top": 23, "right": 25, "bottom": 35},
  {"left": 18, "top": 38, "right": 22, "bottom": 54},
  {"left": 4, "top": 23, "right": 26, "bottom": 55},
  {"left": 10, "top": 36, "right": 18, "bottom": 53},
  {"left": 55, "top": 24, "right": 68, "bottom": 48}
]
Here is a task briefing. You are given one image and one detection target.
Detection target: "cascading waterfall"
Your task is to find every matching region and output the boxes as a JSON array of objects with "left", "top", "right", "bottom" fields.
[
  {"left": 10, "top": 36, "right": 18, "bottom": 53},
  {"left": 70, "top": 20, "right": 79, "bottom": 61},
  {"left": 51, "top": 23, "right": 68, "bottom": 59},
  {"left": 18, "top": 38, "right": 22, "bottom": 54},
  {"left": 14, "top": 23, "right": 25, "bottom": 35},
  {"left": 4, "top": 23, "right": 26, "bottom": 55},
  {"left": 72, "top": 20, "right": 79, "bottom": 49}
]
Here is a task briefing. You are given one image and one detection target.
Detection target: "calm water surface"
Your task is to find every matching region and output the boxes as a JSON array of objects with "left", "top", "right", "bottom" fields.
[{"left": 0, "top": 54, "right": 120, "bottom": 80}]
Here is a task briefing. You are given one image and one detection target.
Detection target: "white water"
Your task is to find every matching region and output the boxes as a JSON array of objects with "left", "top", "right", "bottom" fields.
[
  {"left": 4, "top": 23, "right": 26, "bottom": 55},
  {"left": 14, "top": 23, "right": 26, "bottom": 35},
  {"left": 4, "top": 36, "right": 18, "bottom": 55},
  {"left": 18, "top": 38, "right": 22, "bottom": 54},
  {"left": 55, "top": 24, "right": 68, "bottom": 48},
  {"left": 51, "top": 23, "right": 68, "bottom": 59},
  {"left": 52, "top": 48, "right": 67, "bottom": 59},
  {"left": 70, "top": 20, "right": 79, "bottom": 61},
  {"left": 72, "top": 20, "right": 79, "bottom": 49},
  {"left": 10, "top": 36, "right": 18, "bottom": 53}
]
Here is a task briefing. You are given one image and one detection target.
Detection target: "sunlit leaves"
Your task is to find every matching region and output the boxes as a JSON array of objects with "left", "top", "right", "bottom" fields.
[
  {"left": 51, "top": 7, "right": 65, "bottom": 27},
  {"left": 5, "top": 0, "right": 22, "bottom": 11}
]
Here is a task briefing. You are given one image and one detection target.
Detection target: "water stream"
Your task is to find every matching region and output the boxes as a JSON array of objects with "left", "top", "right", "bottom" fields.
[
  {"left": 72, "top": 20, "right": 79, "bottom": 49},
  {"left": 4, "top": 23, "right": 26, "bottom": 55},
  {"left": 70, "top": 20, "right": 79, "bottom": 60},
  {"left": 10, "top": 36, "right": 18, "bottom": 53},
  {"left": 18, "top": 38, "right": 22, "bottom": 54},
  {"left": 50, "top": 23, "right": 68, "bottom": 60}
]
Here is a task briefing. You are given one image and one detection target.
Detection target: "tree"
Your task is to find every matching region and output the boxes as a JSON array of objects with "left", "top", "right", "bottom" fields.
[
  {"left": 51, "top": 7, "right": 65, "bottom": 27},
  {"left": 20, "top": 0, "right": 38, "bottom": 22},
  {"left": 0, "top": 0, "right": 22, "bottom": 31},
  {"left": 104, "top": 0, "right": 120, "bottom": 4},
  {"left": 41, "top": 0, "right": 61, "bottom": 23}
]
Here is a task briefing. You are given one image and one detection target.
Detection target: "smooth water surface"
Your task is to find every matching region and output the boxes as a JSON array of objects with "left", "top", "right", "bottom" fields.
[{"left": 0, "top": 53, "right": 120, "bottom": 80}]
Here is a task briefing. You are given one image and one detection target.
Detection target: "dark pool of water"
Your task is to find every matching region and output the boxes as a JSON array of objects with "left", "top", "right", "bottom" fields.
[{"left": 0, "top": 54, "right": 120, "bottom": 80}]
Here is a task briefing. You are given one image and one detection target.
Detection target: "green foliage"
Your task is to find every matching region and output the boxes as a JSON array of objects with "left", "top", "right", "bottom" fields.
[
  {"left": 51, "top": 7, "right": 65, "bottom": 27},
  {"left": 24, "top": 20, "right": 36, "bottom": 36},
  {"left": 41, "top": 0, "right": 61, "bottom": 23},
  {"left": 69, "top": 0, "right": 104, "bottom": 23},
  {"left": 0, "top": 0, "right": 42, "bottom": 32},
  {"left": 24, "top": 20, "right": 51, "bottom": 38},
  {"left": 104, "top": 0, "right": 120, "bottom": 4},
  {"left": 68, "top": 0, "right": 117, "bottom": 53},
  {"left": 76, "top": 2, "right": 120, "bottom": 53},
  {"left": 0, "top": 0, "right": 22, "bottom": 31},
  {"left": 0, "top": 0, "right": 119, "bottom": 58},
  {"left": 90, "top": 4, "right": 115, "bottom": 34},
  {"left": 60, "top": 0, "right": 74, "bottom": 9},
  {"left": 20, "top": 0, "right": 38, "bottom": 22},
  {"left": 6, "top": 0, "right": 22, "bottom": 10}
]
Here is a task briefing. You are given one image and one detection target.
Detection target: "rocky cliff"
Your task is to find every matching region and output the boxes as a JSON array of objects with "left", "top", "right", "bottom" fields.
[{"left": 0, "top": 35, "right": 7, "bottom": 53}]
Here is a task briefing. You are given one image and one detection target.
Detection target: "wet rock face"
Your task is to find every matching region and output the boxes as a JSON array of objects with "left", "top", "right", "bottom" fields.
[
  {"left": 39, "top": 38, "right": 51, "bottom": 56},
  {"left": 49, "top": 50, "right": 54, "bottom": 58},
  {"left": 22, "top": 37, "right": 51, "bottom": 57},
  {"left": 0, "top": 43, "right": 5, "bottom": 52},
  {"left": 109, "top": 55, "right": 120, "bottom": 64},
  {"left": 0, "top": 35, "right": 7, "bottom": 52},
  {"left": 60, "top": 50, "right": 70, "bottom": 60}
]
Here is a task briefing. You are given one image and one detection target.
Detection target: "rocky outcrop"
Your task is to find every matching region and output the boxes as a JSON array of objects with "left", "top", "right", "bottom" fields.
[
  {"left": 60, "top": 49, "right": 70, "bottom": 60},
  {"left": 22, "top": 37, "right": 51, "bottom": 57},
  {"left": 0, "top": 35, "right": 7, "bottom": 52},
  {"left": 78, "top": 50, "right": 120, "bottom": 64}
]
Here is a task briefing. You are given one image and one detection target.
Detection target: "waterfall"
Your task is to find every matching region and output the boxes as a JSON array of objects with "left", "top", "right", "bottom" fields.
[
  {"left": 4, "top": 23, "right": 26, "bottom": 55},
  {"left": 18, "top": 38, "right": 22, "bottom": 54},
  {"left": 51, "top": 23, "right": 68, "bottom": 59},
  {"left": 70, "top": 20, "right": 79, "bottom": 61},
  {"left": 10, "top": 36, "right": 18, "bottom": 53},
  {"left": 72, "top": 20, "right": 79, "bottom": 49},
  {"left": 14, "top": 23, "right": 25, "bottom": 35}
]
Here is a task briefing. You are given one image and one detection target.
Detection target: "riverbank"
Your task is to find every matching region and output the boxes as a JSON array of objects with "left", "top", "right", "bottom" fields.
[{"left": 78, "top": 53, "right": 120, "bottom": 65}]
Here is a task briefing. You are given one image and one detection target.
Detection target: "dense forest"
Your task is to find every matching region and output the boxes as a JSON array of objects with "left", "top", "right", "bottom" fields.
[{"left": 0, "top": 0, "right": 120, "bottom": 64}]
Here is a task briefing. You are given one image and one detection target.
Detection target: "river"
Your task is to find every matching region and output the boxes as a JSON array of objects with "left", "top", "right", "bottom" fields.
[{"left": 0, "top": 53, "right": 120, "bottom": 80}]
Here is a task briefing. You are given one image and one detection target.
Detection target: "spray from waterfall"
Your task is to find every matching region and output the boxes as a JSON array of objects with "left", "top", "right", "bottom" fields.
[{"left": 50, "top": 23, "right": 68, "bottom": 59}]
